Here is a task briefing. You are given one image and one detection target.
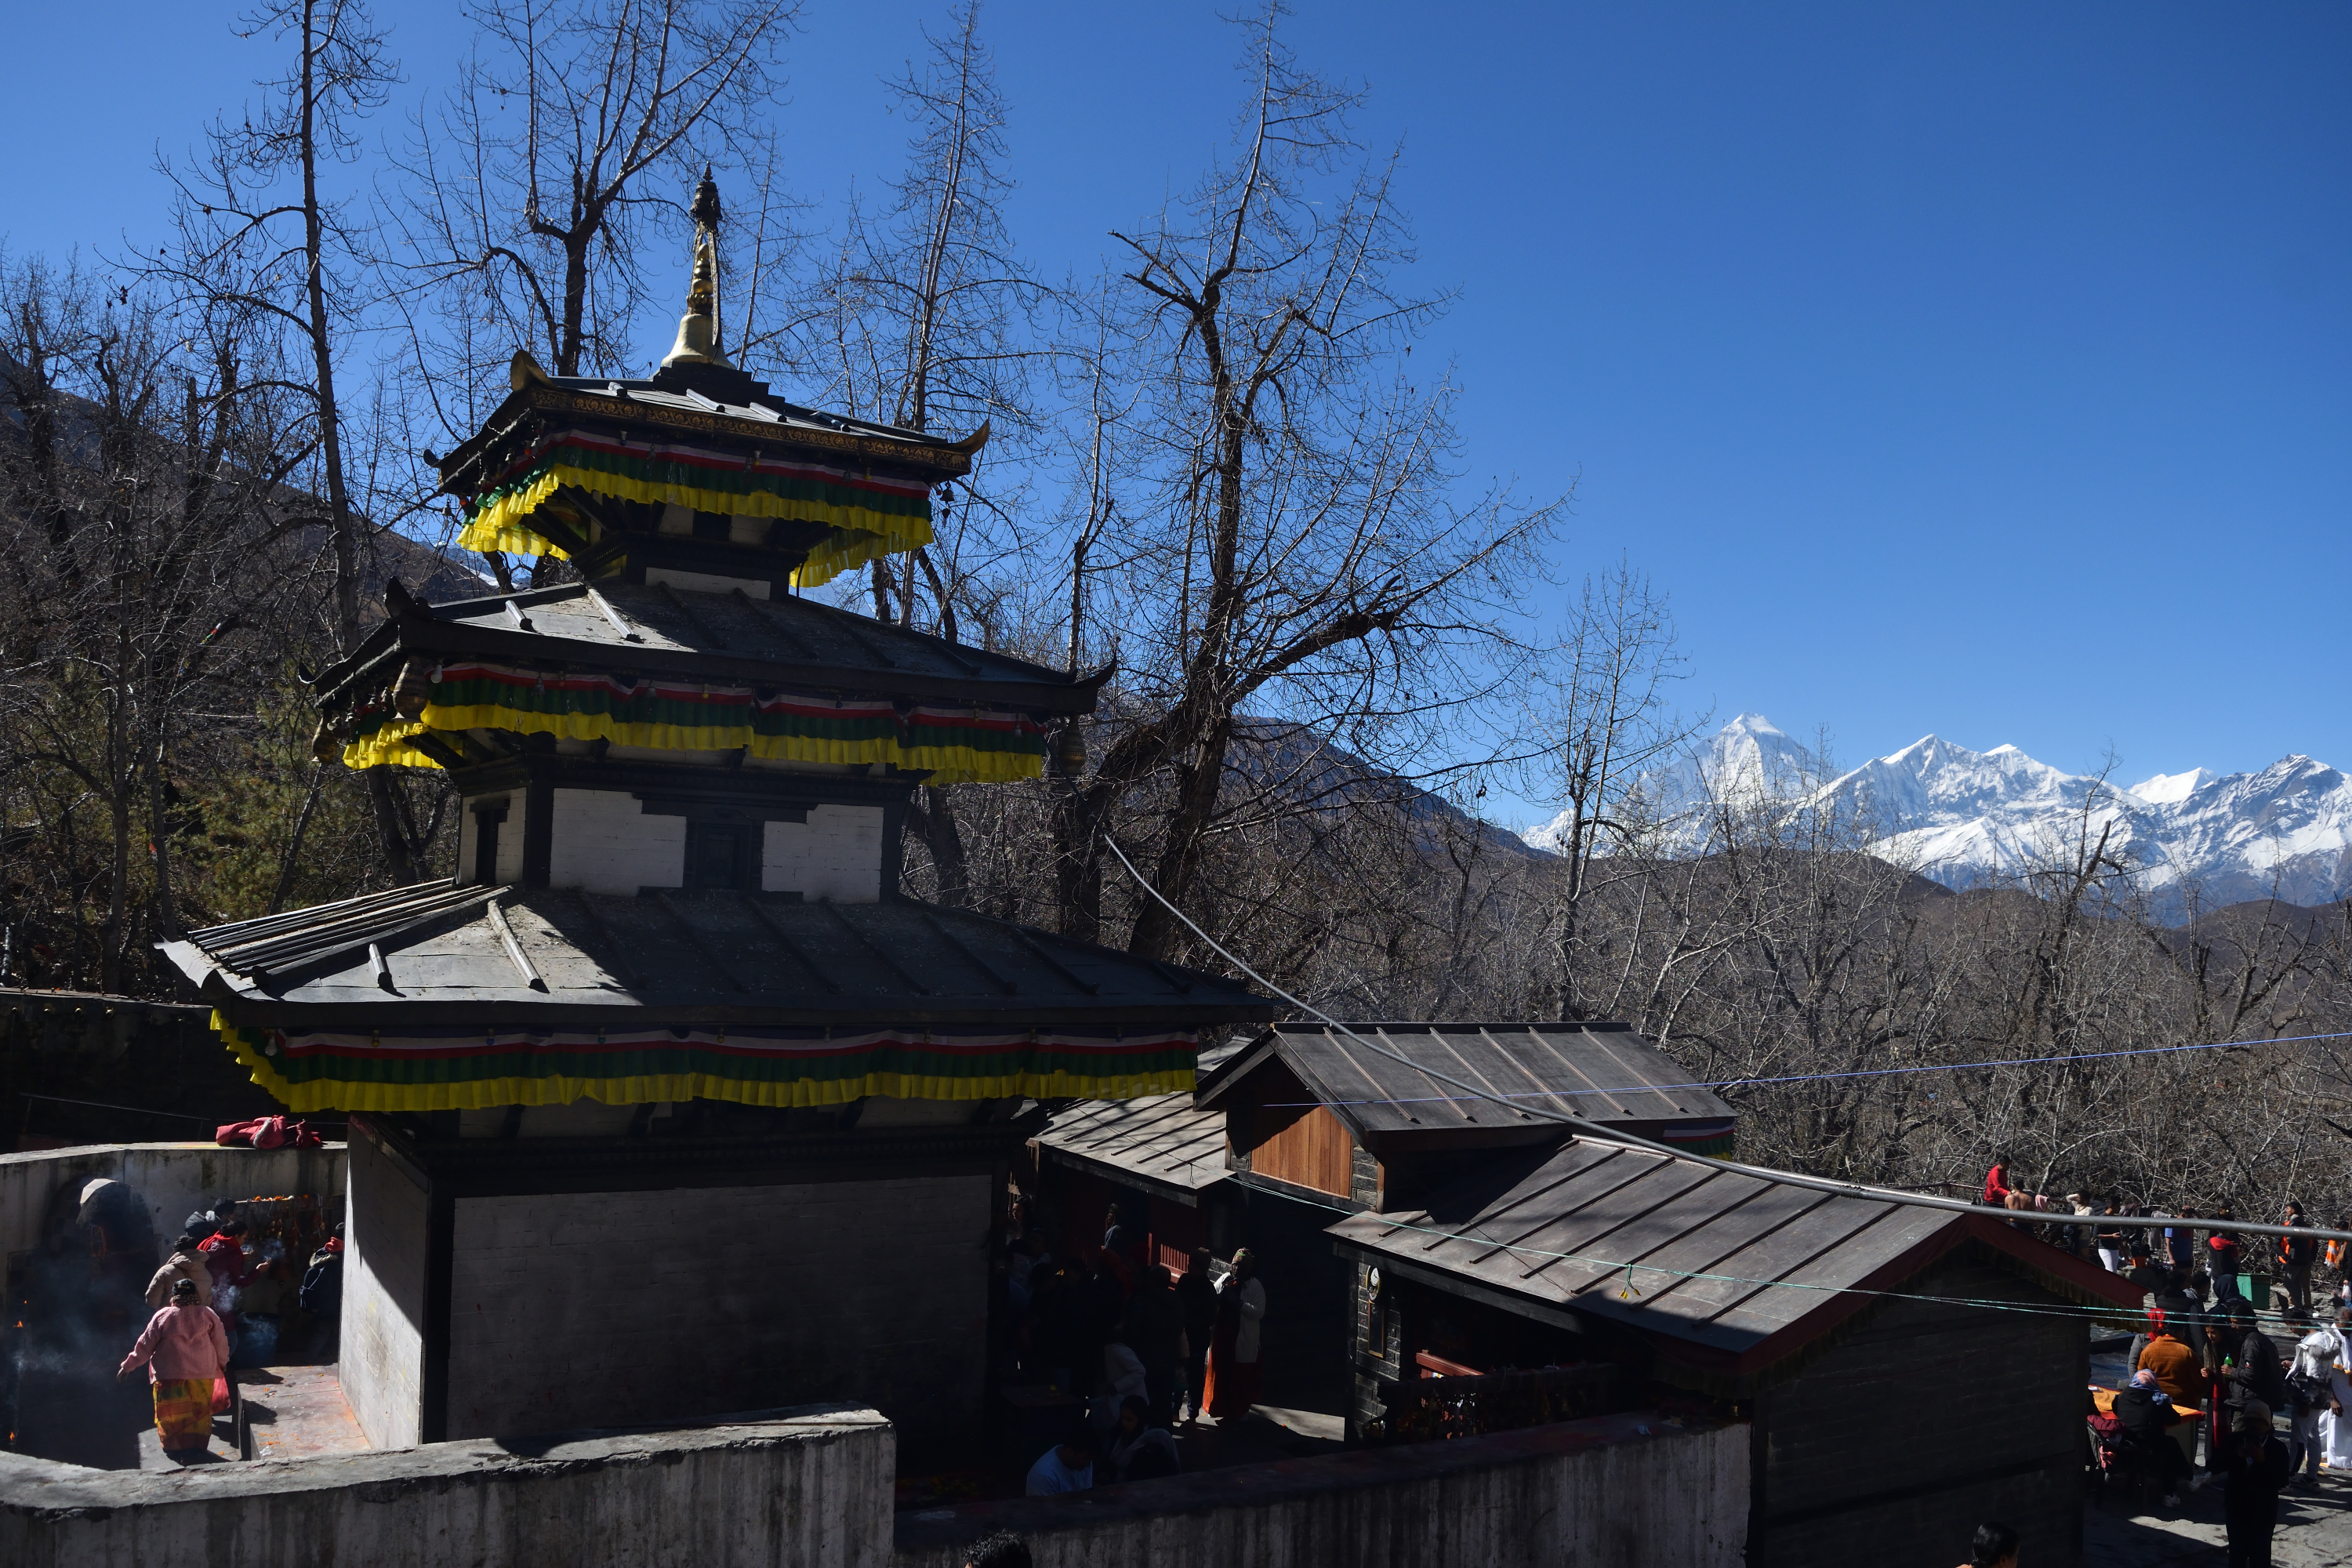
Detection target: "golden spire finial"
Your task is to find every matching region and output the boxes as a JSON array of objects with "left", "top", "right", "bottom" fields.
[{"left": 663, "top": 167, "right": 731, "bottom": 369}]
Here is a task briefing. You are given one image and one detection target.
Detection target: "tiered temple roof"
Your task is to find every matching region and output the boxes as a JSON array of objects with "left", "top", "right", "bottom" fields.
[{"left": 169, "top": 190, "right": 1270, "bottom": 1116}]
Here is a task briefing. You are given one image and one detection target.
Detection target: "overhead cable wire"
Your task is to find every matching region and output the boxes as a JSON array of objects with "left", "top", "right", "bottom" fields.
[{"left": 1087, "top": 820, "right": 2352, "bottom": 1247}]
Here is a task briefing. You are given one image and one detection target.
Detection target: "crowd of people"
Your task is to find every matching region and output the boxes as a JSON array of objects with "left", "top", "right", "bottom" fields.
[
  {"left": 114, "top": 1200, "right": 343, "bottom": 1456},
  {"left": 1982, "top": 1158, "right": 2334, "bottom": 1566},
  {"left": 1006, "top": 1206, "right": 1271, "bottom": 1497}
]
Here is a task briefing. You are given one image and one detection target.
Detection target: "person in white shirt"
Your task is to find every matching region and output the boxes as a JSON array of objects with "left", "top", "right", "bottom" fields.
[
  {"left": 1023, "top": 1430, "right": 1096, "bottom": 1497},
  {"left": 1204, "top": 1248, "right": 1269, "bottom": 1421},
  {"left": 2316, "top": 1308, "right": 2352, "bottom": 1472},
  {"left": 2285, "top": 1310, "right": 2340, "bottom": 1483}
]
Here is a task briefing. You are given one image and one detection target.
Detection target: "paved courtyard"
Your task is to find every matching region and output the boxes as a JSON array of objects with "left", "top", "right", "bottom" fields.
[{"left": 2088, "top": 1475, "right": 2352, "bottom": 1566}]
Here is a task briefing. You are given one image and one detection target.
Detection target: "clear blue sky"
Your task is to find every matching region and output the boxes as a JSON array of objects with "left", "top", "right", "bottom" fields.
[{"left": 11, "top": 2, "right": 2347, "bottom": 800}]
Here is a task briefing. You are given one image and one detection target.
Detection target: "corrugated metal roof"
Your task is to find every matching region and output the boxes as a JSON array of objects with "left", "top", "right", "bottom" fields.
[
  {"left": 1196, "top": 1022, "right": 1736, "bottom": 1138},
  {"left": 1327, "top": 1138, "right": 2141, "bottom": 1378},
  {"left": 165, "top": 884, "right": 1272, "bottom": 1029},
  {"left": 1033, "top": 1043, "right": 1240, "bottom": 1202}
]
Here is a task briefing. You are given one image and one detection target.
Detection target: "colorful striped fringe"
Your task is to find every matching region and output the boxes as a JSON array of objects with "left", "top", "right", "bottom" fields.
[
  {"left": 454, "top": 430, "right": 935, "bottom": 587},
  {"left": 1657, "top": 1118, "right": 1737, "bottom": 1158},
  {"left": 216, "top": 1013, "right": 1196, "bottom": 1113},
  {"left": 341, "top": 662, "right": 1046, "bottom": 783}
]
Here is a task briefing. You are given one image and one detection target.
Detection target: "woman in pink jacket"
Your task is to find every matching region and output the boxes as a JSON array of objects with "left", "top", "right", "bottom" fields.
[{"left": 117, "top": 1277, "right": 230, "bottom": 1451}]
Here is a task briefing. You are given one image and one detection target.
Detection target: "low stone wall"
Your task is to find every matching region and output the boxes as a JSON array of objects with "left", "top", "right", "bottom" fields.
[
  {"left": 0, "top": 1404, "right": 893, "bottom": 1568},
  {"left": 895, "top": 1413, "right": 1748, "bottom": 1568},
  {"left": 0, "top": 1142, "right": 349, "bottom": 1269}
]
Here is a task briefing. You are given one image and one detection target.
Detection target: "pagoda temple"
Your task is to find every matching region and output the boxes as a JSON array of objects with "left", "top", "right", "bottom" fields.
[{"left": 162, "top": 179, "right": 1271, "bottom": 1456}]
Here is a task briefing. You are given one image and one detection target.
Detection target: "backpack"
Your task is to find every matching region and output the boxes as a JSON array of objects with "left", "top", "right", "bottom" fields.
[
  {"left": 299, "top": 1252, "right": 343, "bottom": 1317},
  {"left": 2289, "top": 1367, "right": 2330, "bottom": 1411}
]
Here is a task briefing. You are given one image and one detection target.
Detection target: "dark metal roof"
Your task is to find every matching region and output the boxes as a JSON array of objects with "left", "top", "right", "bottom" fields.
[
  {"left": 162, "top": 883, "right": 1272, "bottom": 1029},
  {"left": 314, "top": 579, "right": 1104, "bottom": 715},
  {"left": 1195, "top": 1022, "right": 1736, "bottom": 1142},
  {"left": 1033, "top": 1044, "right": 1240, "bottom": 1203},
  {"left": 534, "top": 368, "right": 970, "bottom": 453},
  {"left": 1327, "top": 1138, "right": 2142, "bottom": 1382},
  {"left": 183, "top": 881, "right": 503, "bottom": 982},
  {"left": 437, "top": 359, "right": 981, "bottom": 493}
]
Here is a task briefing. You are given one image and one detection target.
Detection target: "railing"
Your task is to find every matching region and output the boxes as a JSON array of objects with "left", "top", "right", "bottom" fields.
[{"left": 1362, "top": 1363, "right": 1627, "bottom": 1446}]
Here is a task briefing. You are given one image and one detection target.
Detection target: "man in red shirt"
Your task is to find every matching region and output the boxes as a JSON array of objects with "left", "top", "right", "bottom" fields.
[{"left": 1981, "top": 1156, "right": 2014, "bottom": 1208}]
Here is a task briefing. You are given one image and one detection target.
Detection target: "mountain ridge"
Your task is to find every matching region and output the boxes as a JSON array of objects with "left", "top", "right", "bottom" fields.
[{"left": 1523, "top": 714, "right": 2352, "bottom": 914}]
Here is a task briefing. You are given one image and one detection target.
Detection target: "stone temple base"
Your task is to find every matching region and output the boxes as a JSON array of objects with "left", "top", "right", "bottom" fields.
[{"left": 339, "top": 1109, "right": 1023, "bottom": 1452}]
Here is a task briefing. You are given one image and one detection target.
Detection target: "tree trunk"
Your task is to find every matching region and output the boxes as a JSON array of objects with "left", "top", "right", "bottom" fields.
[
  {"left": 920, "top": 785, "right": 971, "bottom": 908},
  {"left": 297, "top": 0, "right": 359, "bottom": 651}
]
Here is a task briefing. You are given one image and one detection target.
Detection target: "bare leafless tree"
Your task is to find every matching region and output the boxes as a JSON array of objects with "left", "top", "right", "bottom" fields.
[
  {"left": 392, "top": 0, "right": 796, "bottom": 391},
  {"left": 782, "top": 1, "right": 1048, "bottom": 907},
  {"left": 1058, "top": 9, "right": 1562, "bottom": 961},
  {"left": 1518, "top": 561, "right": 1707, "bottom": 1020},
  {"left": 0, "top": 256, "right": 368, "bottom": 990}
]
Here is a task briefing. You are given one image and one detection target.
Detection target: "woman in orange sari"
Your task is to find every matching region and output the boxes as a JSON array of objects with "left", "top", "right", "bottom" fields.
[{"left": 117, "top": 1277, "right": 230, "bottom": 1452}]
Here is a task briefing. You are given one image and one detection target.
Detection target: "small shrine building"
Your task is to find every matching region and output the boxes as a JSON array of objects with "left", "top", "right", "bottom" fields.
[{"left": 162, "top": 183, "right": 1271, "bottom": 1455}]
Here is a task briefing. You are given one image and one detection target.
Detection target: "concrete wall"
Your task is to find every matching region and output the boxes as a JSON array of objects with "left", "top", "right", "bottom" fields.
[
  {"left": 496, "top": 790, "right": 528, "bottom": 885},
  {"left": 342, "top": 1132, "right": 427, "bottom": 1450},
  {"left": 442, "top": 1174, "right": 991, "bottom": 1450},
  {"left": 550, "top": 787, "right": 687, "bottom": 893},
  {"left": 895, "top": 1414, "right": 1747, "bottom": 1568},
  {"left": 762, "top": 805, "right": 884, "bottom": 902},
  {"left": 0, "top": 1403, "right": 892, "bottom": 1568},
  {"left": 0, "top": 1142, "right": 347, "bottom": 1283}
]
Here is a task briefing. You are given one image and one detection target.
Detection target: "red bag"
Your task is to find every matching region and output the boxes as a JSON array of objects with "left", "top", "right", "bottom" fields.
[{"left": 216, "top": 1116, "right": 323, "bottom": 1149}]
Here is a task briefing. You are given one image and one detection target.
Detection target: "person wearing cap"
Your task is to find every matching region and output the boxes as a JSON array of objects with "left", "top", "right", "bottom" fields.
[
  {"left": 116, "top": 1276, "right": 230, "bottom": 1453},
  {"left": 1203, "top": 1247, "right": 1267, "bottom": 1422},
  {"left": 143, "top": 1232, "right": 215, "bottom": 1310},
  {"left": 2223, "top": 1398, "right": 2292, "bottom": 1566}
]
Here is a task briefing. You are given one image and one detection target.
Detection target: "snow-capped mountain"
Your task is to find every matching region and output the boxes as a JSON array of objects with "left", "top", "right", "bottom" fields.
[
  {"left": 1521, "top": 713, "right": 1824, "bottom": 851},
  {"left": 1523, "top": 715, "right": 2352, "bottom": 912}
]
